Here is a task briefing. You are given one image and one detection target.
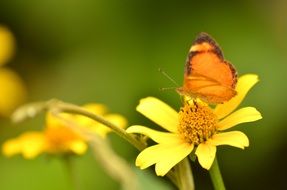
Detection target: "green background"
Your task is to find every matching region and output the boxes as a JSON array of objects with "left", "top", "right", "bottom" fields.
[{"left": 0, "top": 0, "right": 287, "bottom": 189}]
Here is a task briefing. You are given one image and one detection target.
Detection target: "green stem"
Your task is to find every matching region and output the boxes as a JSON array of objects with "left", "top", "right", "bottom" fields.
[
  {"left": 209, "top": 157, "right": 226, "bottom": 190},
  {"left": 63, "top": 156, "right": 78, "bottom": 190},
  {"left": 89, "top": 135, "right": 139, "bottom": 190},
  {"left": 176, "top": 158, "right": 194, "bottom": 190},
  {"left": 50, "top": 101, "right": 146, "bottom": 151}
]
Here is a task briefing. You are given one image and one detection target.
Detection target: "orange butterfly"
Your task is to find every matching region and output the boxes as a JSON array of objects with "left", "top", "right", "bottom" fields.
[{"left": 177, "top": 33, "right": 237, "bottom": 104}]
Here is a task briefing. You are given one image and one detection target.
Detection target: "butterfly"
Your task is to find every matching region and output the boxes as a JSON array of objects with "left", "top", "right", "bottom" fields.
[{"left": 177, "top": 32, "right": 238, "bottom": 104}]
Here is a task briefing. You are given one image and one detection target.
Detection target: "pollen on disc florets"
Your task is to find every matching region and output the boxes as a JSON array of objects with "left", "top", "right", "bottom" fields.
[{"left": 178, "top": 101, "right": 218, "bottom": 145}]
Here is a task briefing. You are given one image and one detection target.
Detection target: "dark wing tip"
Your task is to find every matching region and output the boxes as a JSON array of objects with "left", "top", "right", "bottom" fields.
[
  {"left": 224, "top": 60, "right": 238, "bottom": 88},
  {"left": 193, "top": 32, "right": 224, "bottom": 59},
  {"left": 194, "top": 32, "right": 215, "bottom": 44}
]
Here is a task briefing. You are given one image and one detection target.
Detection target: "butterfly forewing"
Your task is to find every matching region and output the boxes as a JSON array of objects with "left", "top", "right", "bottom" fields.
[{"left": 179, "top": 33, "right": 237, "bottom": 104}]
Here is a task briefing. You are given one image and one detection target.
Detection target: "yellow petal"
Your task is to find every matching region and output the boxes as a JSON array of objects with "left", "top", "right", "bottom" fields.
[
  {"left": 74, "top": 104, "right": 107, "bottom": 127},
  {"left": 82, "top": 103, "right": 108, "bottom": 115},
  {"left": 136, "top": 97, "right": 178, "bottom": 133},
  {"left": 20, "top": 132, "right": 47, "bottom": 159},
  {"left": 79, "top": 114, "right": 127, "bottom": 138},
  {"left": 155, "top": 143, "right": 193, "bottom": 176},
  {"left": 126, "top": 125, "right": 180, "bottom": 144},
  {"left": 135, "top": 142, "right": 193, "bottom": 176},
  {"left": 217, "top": 107, "right": 262, "bottom": 130},
  {"left": 195, "top": 143, "right": 216, "bottom": 170},
  {"left": 136, "top": 144, "right": 170, "bottom": 169},
  {"left": 2, "top": 132, "right": 46, "bottom": 159},
  {"left": 89, "top": 124, "right": 110, "bottom": 138},
  {"left": 0, "top": 68, "right": 26, "bottom": 117},
  {"left": 214, "top": 74, "right": 259, "bottom": 119},
  {"left": 209, "top": 131, "right": 249, "bottom": 149},
  {"left": 0, "top": 26, "right": 14, "bottom": 66},
  {"left": 104, "top": 114, "right": 127, "bottom": 129},
  {"left": 72, "top": 103, "right": 127, "bottom": 138},
  {"left": 2, "top": 139, "right": 21, "bottom": 157},
  {"left": 69, "top": 140, "right": 88, "bottom": 155},
  {"left": 46, "top": 112, "right": 71, "bottom": 129}
]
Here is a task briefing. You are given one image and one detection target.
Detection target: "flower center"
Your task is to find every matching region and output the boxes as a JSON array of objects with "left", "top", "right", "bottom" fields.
[
  {"left": 45, "top": 127, "right": 83, "bottom": 153},
  {"left": 178, "top": 101, "right": 218, "bottom": 145}
]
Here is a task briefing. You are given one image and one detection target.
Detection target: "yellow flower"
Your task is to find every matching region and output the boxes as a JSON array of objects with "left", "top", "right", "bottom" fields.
[
  {"left": 0, "top": 26, "right": 26, "bottom": 117},
  {"left": 2, "top": 103, "right": 127, "bottom": 159},
  {"left": 0, "top": 68, "right": 26, "bottom": 117},
  {"left": 126, "top": 74, "right": 262, "bottom": 176},
  {"left": 0, "top": 26, "right": 14, "bottom": 66}
]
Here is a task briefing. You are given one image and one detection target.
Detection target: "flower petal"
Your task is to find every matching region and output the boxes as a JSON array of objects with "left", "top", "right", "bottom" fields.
[
  {"left": 82, "top": 103, "right": 108, "bottom": 115},
  {"left": 209, "top": 131, "right": 249, "bottom": 149},
  {"left": 46, "top": 112, "right": 70, "bottom": 129},
  {"left": 214, "top": 74, "right": 259, "bottom": 119},
  {"left": 85, "top": 114, "right": 127, "bottom": 138},
  {"left": 0, "top": 26, "right": 14, "bottom": 66},
  {"left": 126, "top": 125, "right": 180, "bottom": 144},
  {"left": 135, "top": 142, "right": 193, "bottom": 176},
  {"left": 195, "top": 143, "right": 216, "bottom": 170},
  {"left": 69, "top": 140, "right": 88, "bottom": 155},
  {"left": 105, "top": 114, "right": 127, "bottom": 129},
  {"left": 21, "top": 133, "right": 46, "bottom": 159},
  {"left": 136, "top": 144, "right": 170, "bottom": 169},
  {"left": 136, "top": 97, "right": 178, "bottom": 133},
  {"left": 217, "top": 107, "right": 262, "bottom": 130},
  {"left": 2, "top": 132, "right": 46, "bottom": 159},
  {"left": 2, "top": 139, "right": 21, "bottom": 157},
  {"left": 0, "top": 68, "right": 26, "bottom": 117},
  {"left": 73, "top": 104, "right": 107, "bottom": 127},
  {"left": 155, "top": 143, "right": 193, "bottom": 176}
]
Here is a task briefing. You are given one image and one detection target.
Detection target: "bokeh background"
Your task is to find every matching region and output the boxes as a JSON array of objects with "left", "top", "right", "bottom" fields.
[{"left": 0, "top": 0, "right": 287, "bottom": 189}]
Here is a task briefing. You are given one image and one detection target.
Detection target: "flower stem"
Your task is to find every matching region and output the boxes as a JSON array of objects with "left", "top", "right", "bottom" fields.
[
  {"left": 88, "top": 134, "right": 139, "bottom": 190},
  {"left": 209, "top": 157, "right": 226, "bottom": 190},
  {"left": 49, "top": 100, "right": 146, "bottom": 151},
  {"left": 63, "top": 156, "right": 78, "bottom": 190},
  {"left": 55, "top": 101, "right": 179, "bottom": 188},
  {"left": 176, "top": 158, "right": 194, "bottom": 190}
]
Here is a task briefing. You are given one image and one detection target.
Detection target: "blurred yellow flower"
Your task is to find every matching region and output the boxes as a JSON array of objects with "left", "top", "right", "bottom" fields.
[
  {"left": 0, "top": 26, "right": 26, "bottom": 117},
  {"left": 0, "top": 26, "right": 14, "bottom": 66},
  {"left": 2, "top": 103, "right": 127, "bottom": 159},
  {"left": 127, "top": 74, "right": 262, "bottom": 176}
]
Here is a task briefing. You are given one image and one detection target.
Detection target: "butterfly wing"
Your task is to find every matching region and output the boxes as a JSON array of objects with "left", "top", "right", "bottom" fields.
[
  {"left": 182, "top": 73, "right": 237, "bottom": 103},
  {"left": 179, "top": 33, "right": 237, "bottom": 104}
]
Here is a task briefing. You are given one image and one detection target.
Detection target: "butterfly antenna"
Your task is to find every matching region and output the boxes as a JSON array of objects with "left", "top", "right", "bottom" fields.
[
  {"left": 158, "top": 68, "right": 179, "bottom": 86},
  {"left": 159, "top": 87, "right": 177, "bottom": 91}
]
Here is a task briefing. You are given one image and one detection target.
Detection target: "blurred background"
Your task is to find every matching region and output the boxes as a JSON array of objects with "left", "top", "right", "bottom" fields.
[{"left": 0, "top": 0, "right": 286, "bottom": 189}]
